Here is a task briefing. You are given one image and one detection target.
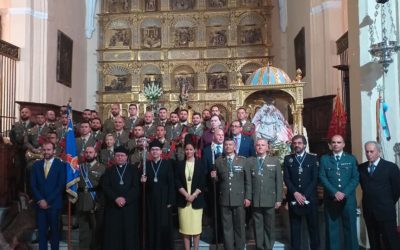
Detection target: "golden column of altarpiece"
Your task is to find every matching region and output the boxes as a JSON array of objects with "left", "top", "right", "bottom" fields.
[{"left": 97, "top": 0, "right": 305, "bottom": 135}]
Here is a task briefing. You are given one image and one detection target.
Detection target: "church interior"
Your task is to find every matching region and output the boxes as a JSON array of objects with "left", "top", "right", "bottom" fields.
[{"left": 0, "top": 0, "right": 399, "bottom": 249}]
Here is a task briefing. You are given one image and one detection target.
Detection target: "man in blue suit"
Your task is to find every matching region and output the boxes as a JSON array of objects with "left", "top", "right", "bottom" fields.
[
  {"left": 31, "top": 142, "right": 66, "bottom": 250},
  {"left": 229, "top": 120, "right": 255, "bottom": 158}
]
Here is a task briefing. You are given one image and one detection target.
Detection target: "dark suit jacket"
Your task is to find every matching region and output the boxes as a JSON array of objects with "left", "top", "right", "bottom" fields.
[
  {"left": 359, "top": 158, "right": 400, "bottom": 222},
  {"left": 202, "top": 144, "right": 224, "bottom": 174},
  {"left": 30, "top": 158, "right": 66, "bottom": 209},
  {"left": 175, "top": 160, "right": 206, "bottom": 209},
  {"left": 237, "top": 135, "right": 256, "bottom": 157}
]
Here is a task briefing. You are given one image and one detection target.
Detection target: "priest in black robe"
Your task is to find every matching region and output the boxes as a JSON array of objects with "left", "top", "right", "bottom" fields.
[
  {"left": 141, "top": 140, "right": 175, "bottom": 250},
  {"left": 102, "top": 146, "right": 140, "bottom": 250}
]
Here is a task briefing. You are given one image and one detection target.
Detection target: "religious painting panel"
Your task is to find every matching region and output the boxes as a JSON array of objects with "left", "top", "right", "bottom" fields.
[
  {"left": 294, "top": 27, "right": 306, "bottom": 77},
  {"left": 143, "top": 74, "right": 163, "bottom": 89},
  {"left": 108, "top": 29, "right": 131, "bottom": 48},
  {"left": 144, "top": 0, "right": 158, "bottom": 11},
  {"left": 207, "top": 26, "right": 228, "bottom": 47},
  {"left": 56, "top": 30, "right": 73, "bottom": 87},
  {"left": 207, "top": 73, "right": 228, "bottom": 90},
  {"left": 141, "top": 26, "right": 161, "bottom": 48},
  {"left": 238, "top": 25, "right": 262, "bottom": 45},
  {"left": 104, "top": 74, "right": 131, "bottom": 92},
  {"left": 108, "top": 0, "right": 130, "bottom": 12},
  {"left": 174, "top": 27, "right": 195, "bottom": 48},
  {"left": 170, "top": 0, "right": 196, "bottom": 10},
  {"left": 206, "top": 0, "right": 227, "bottom": 9}
]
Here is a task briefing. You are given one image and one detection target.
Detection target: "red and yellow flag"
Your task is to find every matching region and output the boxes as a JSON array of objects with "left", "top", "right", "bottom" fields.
[{"left": 326, "top": 93, "right": 347, "bottom": 140}]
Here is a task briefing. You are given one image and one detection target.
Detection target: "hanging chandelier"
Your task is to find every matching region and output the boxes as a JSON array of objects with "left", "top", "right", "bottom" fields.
[{"left": 369, "top": 0, "right": 400, "bottom": 73}]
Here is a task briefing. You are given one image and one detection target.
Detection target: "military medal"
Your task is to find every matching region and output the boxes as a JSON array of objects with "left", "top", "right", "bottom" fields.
[
  {"left": 151, "top": 160, "right": 162, "bottom": 184},
  {"left": 295, "top": 153, "right": 306, "bottom": 175},
  {"left": 299, "top": 167, "right": 303, "bottom": 174}
]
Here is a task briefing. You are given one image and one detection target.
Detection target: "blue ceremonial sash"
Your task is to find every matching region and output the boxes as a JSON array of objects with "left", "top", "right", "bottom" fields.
[{"left": 81, "top": 165, "right": 96, "bottom": 201}]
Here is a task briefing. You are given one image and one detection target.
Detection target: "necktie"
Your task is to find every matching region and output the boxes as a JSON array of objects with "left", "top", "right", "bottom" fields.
[
  {"left": 369, "top": 164, "right": 376, "bottom": 175},
  {"left": 116, "top": 133, "right": 121, "bottom": 146},
  {"left": 234, "top": 137, "right": 239, "bottom": 151},
  {"left": 297, "top": 154, "right": 302, "bottom": 161},
  {"left": 335, "top": 155, "right": 340, "bottom": 162},
  {"left": 216, "top": 145, "right": 221, "bottom": 154},
  {"left": 258, "top": 157, "right": 263, "bottom": 166},
  {"left": 38, "top": 126, "right": 42, "bottom": 134},
  {"left": 227, "top": 157, "right": 233, "bottom": 172},
  {"left": 22, "top": 121, "right": 27, "bottom": 128},
  {"left": 82, "top": 138, "right": 87, "bottom": 151},
  {"left": 44, "top": 160, "right": 51, "bottom": 178}
]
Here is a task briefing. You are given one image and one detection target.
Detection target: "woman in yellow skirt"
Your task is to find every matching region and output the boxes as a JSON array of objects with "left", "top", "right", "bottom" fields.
[{"left": 175, "top": 143, "right": 206, "bottom": 250}]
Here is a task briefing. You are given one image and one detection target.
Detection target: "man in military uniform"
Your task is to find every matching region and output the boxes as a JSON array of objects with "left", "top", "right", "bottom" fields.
[
  {"left": 187, "top": 112, "right": 204, "bottom": 137},
  {"left": 143, "top": 111, "right": 157, "bottom": 139},
  {"left": 211, "top": 138, "right": 251, "bottom": 250},
  {"left": 165, "top": 112, "right": 183, "bottom": 141},
  {"left": 179, "top": 109, "right": 192, "bottom": 127},
  {"left": 90, "top": 117, "right": 104, "bottom": 142},
  {"left": 78, "top": 146, "right": 106, "bottom": 250},
  {"left": 56, "top": 113, "right": 69, "bottom": 140},
  {"left": 99, "top": 133, "right": 115, "bottom": 167},
  {"left": 319, "top": 134, "right": 359, "bottom": 250},
  {"left": 155, "top": 107, "right": 169, "bottom": 126},
  {"left": 10, "top": 107, "right": 35, "bottom": 192},
  {"left": 76, "top": 121, "right": 97, "bottom": 163},
  {"left": 112, "top": 116, "right": 130, "bottom": 147},
  {"left": 283, "top": 135, "right": 319, "bottom": 250},
  {"left": 249, "top": 138, "right": 283, "bottom": 250},
  {"left": 236, "top": 107, "right": 255, "bottom": 137},
  {"left": 127, "top": 103, "right": 142, "bottom": 131},
  {"left": 103, "top": 104, "right": 127, "bottom": 134}
]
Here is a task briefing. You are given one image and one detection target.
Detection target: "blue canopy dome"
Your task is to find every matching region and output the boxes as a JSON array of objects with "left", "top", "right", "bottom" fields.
[{"left": 247, "top": 65, "right": 292, "bottom": 85}]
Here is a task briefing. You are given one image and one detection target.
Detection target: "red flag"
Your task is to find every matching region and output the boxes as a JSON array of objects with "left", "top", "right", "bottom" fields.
[{"left": 326, "top": 94, "right": 347, "bottom": 139}]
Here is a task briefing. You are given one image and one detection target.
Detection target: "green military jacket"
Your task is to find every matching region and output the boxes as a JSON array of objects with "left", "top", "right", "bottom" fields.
[
  {"left": 249, "top": 156, "right": 283, "bottom": 208},
  {"left": 319, "top": 152, "right": 359, "bottom": 202},
  {"left": 215, "top": 155, "right": 251, "bottom": 206},
  {"left": 78, "top": 161, "right": 106, "bottom": 212}
]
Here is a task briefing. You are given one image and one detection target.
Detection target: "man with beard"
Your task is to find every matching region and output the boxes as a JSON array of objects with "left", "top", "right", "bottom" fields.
[
  {"left": 201, "top": 115, "right": 222, "bottom": 147},
  {"left": 284, "top": 135, "right": 319, "bottom": 250},
  {"left": 202, "top": 109, "right": 211, "bottom": 128},
  {"left": 103, "top": 104, "right": 127, "bottom": 134},
  {"left": 126, "top": 125, "right": 145, "bottom": 154},
  {"left": 141, "top": 140, "right": 175, "bottom": 250},
  {"left": 25, "top": 113, "right": 48, "bottom": 153},
  {"left": 90, "top": 117, "right": 104, "bottom": 142},
  {"left": 187, "top": 112, "right": 204, "bottom": 137},
  {"left": 78, "top": 146, "right": 106, "bottom": 250},
  {"left": 30, "top": 142, "right": 66, "bottom": 250},
  {"left": 45, "top": 110, "right": 57, "bottom": 131},
  {"left": 10, "top": 107, "right": 35, "bottom": 191},
  {"left": 229, "top": 120, "right": 255, "bottom": 158},
  {"left": 165, "top": 112, "right": 183, "bottom": 141},
  {"left": 102, "top": 146, "right": 140, "bottom": 250},
  {"left": 179, "top": 109, "right": 191, "bottom": 127},
  {"left": 56, "top": 113, "right": 69, "bottom": 140}
]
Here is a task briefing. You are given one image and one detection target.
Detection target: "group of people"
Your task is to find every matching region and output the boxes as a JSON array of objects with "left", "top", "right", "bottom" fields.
[{"left": 9, "top": 103, "right": 400, "bottom": 250}]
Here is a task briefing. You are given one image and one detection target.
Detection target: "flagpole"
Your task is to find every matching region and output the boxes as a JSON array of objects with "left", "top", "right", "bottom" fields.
[{"left": 68, "top": 201, "right": 72, "bottom": 250}]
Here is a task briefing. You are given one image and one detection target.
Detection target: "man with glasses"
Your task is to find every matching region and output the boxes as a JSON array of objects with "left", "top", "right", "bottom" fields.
[
  {"left": 229, "top": 120, "right": 255, "bottom": 158},
  {"left": 319, "top": 134, "right": 359, "bottom": 250}
]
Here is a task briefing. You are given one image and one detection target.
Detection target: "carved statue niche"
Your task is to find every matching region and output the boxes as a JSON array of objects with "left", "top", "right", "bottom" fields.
[
  {"left": 207, "top": 27, "right": 227, "bottom": 47},
  {"left": 142, "top": 26, "right": 161, "bottom": 48},
  {"left": 109, "top": 0, "right": 130, "bottom": 12},
  {"left": 171, "top": 0, "right": 195, "bottom": 10},
  {"left": 174, "top": 27, "right": 195, "bottom": 47},
  {"left": 238, "top": 25, "right": 262, "bottom": 45},
  {"left": 206, "top": 0, "right": 227, "bottom": 9},
  {"left": 109, "top": 29, "right": 131, "bottom": 48},
  {"left": 143, "top": 74, "right": 162, "bottom": 88},
  {"left": 240, "top": 62, "right": 262, "bottom": 84},
  {"left": 145, "top": 0, "right": 158, "bottom": 11}
]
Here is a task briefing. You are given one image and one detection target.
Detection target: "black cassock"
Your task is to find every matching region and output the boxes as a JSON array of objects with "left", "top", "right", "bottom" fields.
[
  {"left": 144, "top": 159, "right": 175, "bottom": 250},
  {"left": 102, "top": 164, "right": 140, "bottom": 250}
]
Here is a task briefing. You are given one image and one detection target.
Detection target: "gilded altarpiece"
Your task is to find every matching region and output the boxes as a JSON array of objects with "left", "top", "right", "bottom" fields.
[{"left": 98, "top": 0, "right": 282, "bottom": 121}]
